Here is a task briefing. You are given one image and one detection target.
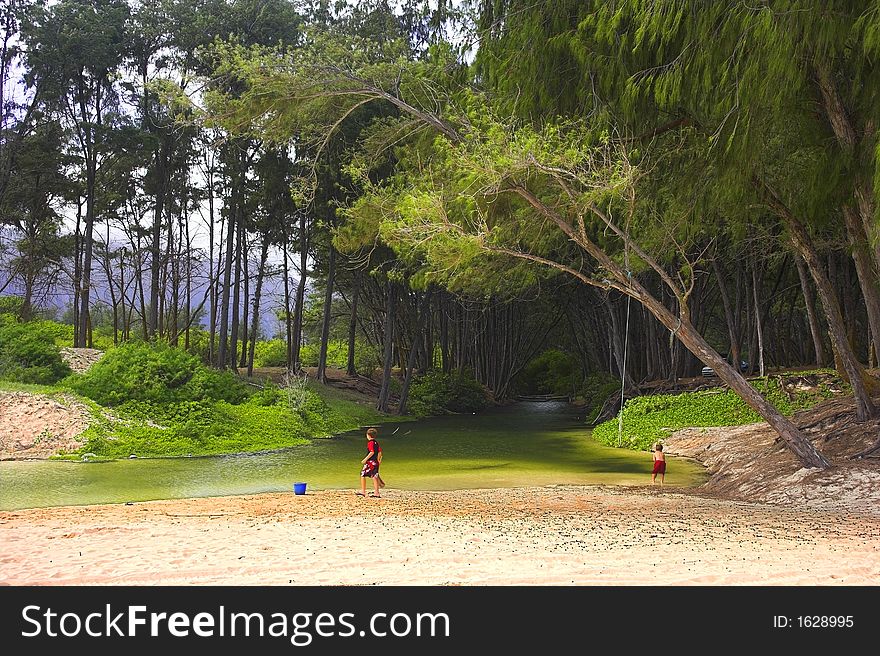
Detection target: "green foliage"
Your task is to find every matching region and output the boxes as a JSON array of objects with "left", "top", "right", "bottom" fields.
[
  {"left": 78, "top": 397, "right": 311, "bottom": 458},
  {"left": 300, "top": 339, "right": 348, "bottom": 368},
  {"left": 68, "top": 342, "right": 248, "bottom": 406},
  {"left": 0, "top": 317, "right": 72, "bottom": 384},
  {"left": 593, "top": 372, "right": 845, "bottom": 451},
  {"left": 0, "top": 297, "right": 25, "bottom": 316},
  {"left": 253, "top": 338, "right": 288, "bottom": 367},
  {"left": 516, "top": 349, "right": 580, "bottom": 396},
  {"left": 71, "top": 378, "right": 391, "bottom": 459},
  {"left": 407, "top": 370, "right": 490, "bottom": 417},
  {"left": 580, "top": 372, "right": 621, "bottom": 423},
  {"left": 253, "top": 338, "right": 379, "bottom": 376}
]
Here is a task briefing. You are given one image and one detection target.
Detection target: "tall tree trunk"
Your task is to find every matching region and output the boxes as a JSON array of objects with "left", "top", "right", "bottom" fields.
[
  {"left": 206, "top": 169, "right": 216, "bottom": 362},
  {"left": 398, "top": 291, "right": 431, "bottom": 415},
  {"left": 76, "top": 164, "right": 96, "bottom": 348},
  {"left": 148, "top": 145, "right": 168, "bottom": 339},
  {"left": 118, "top": 249, "right": 126, "bottom": 343},
  {"left": 439, "top": 292, "right": 450, "bottom": 373},
  {"left": 291, "top": 212, "right": 309, "bottom": 372},
  {"left": 346, "top": 272, "right": 360, "bottom": 376},
  {"left": 752, "top": 257, "right": 766, "bottom": 377},
  {"left": 230, "top": 218, "right": 243, "bottom": 371},
  {"left": 184, "top": 204, "right": 192, "bottom": 352},
  {"left": 376, "top": 280, "right": 396, "bottom": 413},
  {"left": 796, "top": 256, "right": 826, "bottom": 366},
  {"left": 216, "top": 185, "right": 237, "bottom": 369},
  {"left": 815, "top": 64, "right": 880, "bottom": 277},
  {"left": 317, "top": 245, "right": 337, "bottom": 384},
  {"left": 72, "top": 200, "right": 82, "bottom": 342},
  {"left": 21, "top": 223, "right": 35, "bottom": 321},
  {"left": 843, "top": 206, "right": 880, "bottom": 360},
  {"left": 712, "top": 256, "right": 741, "bottom": 368},
  {"left": 239, "top": 229, "right": 250, "bottom": 369},
  {"left": 247, "top": 236, "right": 270, "bottom": 377},
  {"left": 758, "top": 178, "right": 876, "bottom": 420},
  {"left": 133, "top": 229, "right": 148, "bottom": 340},
  {"left": 283, "top": 233, "right": 293, "bottom": 372}
]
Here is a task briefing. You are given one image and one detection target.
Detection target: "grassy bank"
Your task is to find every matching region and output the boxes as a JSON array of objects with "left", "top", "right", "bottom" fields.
[
  {"left": 1, "top": 378, "right": 395, "bottom": 460},
  {"left": 592, "top": 371, "right": 847, "bottom": 451}
]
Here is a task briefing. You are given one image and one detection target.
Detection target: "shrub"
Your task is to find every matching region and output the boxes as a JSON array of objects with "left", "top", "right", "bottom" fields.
[
  {"left": 300, "top": 340, "right": 348, "bottom": 368},
  {"left": 254, "top": 338, "right": 288, "bottom": 367},
  {"left": 282, "top": 371, "right": 311, "bottom": 414},
  {"left": 0, "top": 296, "right": 24, "bottom": 316},
  {"left": 69, "top": 341, "right": 248, "bottom": 406},
  {"left": 407, "top": 370, "right": 490, "bottom": 416},
  {"left": 0, "top": 317, "right": 72, "bottom": 384}
]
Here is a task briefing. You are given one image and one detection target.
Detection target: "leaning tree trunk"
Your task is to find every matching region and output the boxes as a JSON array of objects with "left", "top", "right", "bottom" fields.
[
  {"left": 815, "top": 64, "right": 880, "bottom": 332},
  {"left": 843, "top": 206, "right": 880, "bottom": 361},
  {"left": 376, "top": 280, "right": 396, "bottom": 413},
  {"left": 317, "top": 245, "right": 337, "bottom": 384},
  {"left": 758, "top": 178, "right": 876, "bottom": 421},
  {"left": 509, "top": 185, "right": 831, "bottom": 469}
]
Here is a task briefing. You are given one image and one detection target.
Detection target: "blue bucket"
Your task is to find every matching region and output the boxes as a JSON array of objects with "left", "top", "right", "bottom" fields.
[{"left": 293, "top": 482, "right": 307, "bottom": 495}]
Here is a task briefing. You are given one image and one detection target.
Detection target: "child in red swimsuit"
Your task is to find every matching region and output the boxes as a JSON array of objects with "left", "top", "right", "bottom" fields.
[
  {"left": 357, "top": 428, "right": 384, "bottom": 498},
  {"left": 652, "top": 443, "right": 666, "bottom": 486}
]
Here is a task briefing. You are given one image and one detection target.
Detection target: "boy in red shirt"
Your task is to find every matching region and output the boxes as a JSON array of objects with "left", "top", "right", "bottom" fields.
[{"left": 357, "top": 427, "right": 384, "bottom": 498}]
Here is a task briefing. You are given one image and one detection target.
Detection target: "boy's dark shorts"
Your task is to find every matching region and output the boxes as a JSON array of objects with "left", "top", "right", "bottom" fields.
[{"left": 361, "top": 461, "right": 379, "bottom": 478}]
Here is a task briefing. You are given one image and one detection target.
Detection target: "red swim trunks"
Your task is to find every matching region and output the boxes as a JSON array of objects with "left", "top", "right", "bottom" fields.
[
  {"left": 361, "top": 460, "right": 379, "bottom": 478},
  {"left": 652, "top": 460, "right": 666, "bottom": 474}
]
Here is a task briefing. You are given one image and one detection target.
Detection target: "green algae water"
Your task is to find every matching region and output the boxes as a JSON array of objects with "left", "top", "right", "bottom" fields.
[{"left": 0, "top": 401, "right": 705, "bottom": 510}]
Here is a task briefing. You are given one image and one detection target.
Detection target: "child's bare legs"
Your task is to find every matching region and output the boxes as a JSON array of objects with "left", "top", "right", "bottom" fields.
[
  {"left": 371, "top": 475, "right": 381, "bottom": 497},
  {"left": 652, "top": 473, "right": 657, "bottom": 485},
  {"left": 359, "top": 476, "right": 367, "bottom": 496},
  {"left": 660, "top": 472, "right": 664, "bottom": 487}
]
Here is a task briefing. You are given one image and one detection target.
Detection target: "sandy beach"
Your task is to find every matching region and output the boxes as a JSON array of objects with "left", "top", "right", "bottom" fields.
[{"left": 2, "top": 485, "right": 878, "bottom": 586}]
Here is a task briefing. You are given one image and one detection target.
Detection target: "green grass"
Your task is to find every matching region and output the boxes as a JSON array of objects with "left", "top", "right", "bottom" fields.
[
  {"left": 593, "top": 370, "right": 847, "bottom": 451},
  {"left": 3, "top": 375, "right": 398, "bottom": 460},
  {"left": 61, "top": 383, "right": 398, "bottom": 459},
  {"left": 0, "top": 380, "right": 63, "bottom": 394}
]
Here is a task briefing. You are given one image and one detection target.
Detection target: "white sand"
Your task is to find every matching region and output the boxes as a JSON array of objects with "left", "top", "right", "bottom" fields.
[{"left": 2, "top": 486, "right": 877, "bottom": 585}]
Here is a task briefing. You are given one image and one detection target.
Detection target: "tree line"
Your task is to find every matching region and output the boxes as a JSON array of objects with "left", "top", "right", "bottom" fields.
[{"left": 2, "top": 1, "right": 879, "bottom": 466}]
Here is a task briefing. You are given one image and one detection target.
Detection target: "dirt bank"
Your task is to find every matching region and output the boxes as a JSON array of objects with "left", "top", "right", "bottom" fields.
[{"left": 0, "top": 392, "right": 91, "bottom": 460}]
